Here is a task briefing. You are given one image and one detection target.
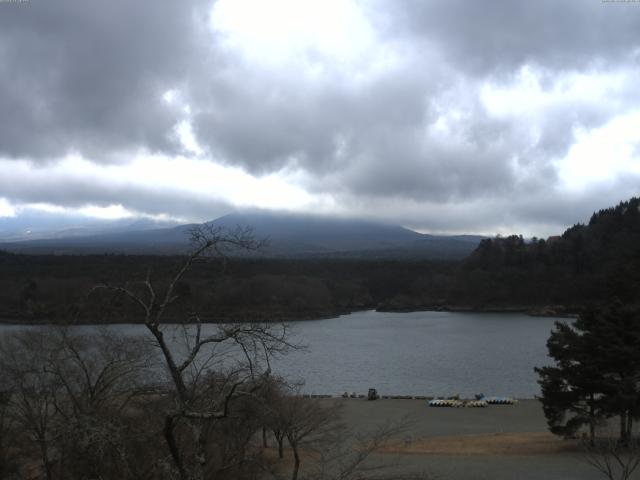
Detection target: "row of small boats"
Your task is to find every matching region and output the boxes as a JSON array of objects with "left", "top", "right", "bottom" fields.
[{"left": 428, "top": 396, "right": 517, "bottom": 408}]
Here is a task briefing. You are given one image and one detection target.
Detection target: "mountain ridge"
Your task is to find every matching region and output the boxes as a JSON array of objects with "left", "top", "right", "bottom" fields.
[{"left": 0, "top": 211, "right": 484, "bottom": 259}]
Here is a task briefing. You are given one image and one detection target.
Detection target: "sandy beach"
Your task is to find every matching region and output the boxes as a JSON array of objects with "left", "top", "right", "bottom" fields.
[{"left": 330, "top": 398, "right": 606, "bottom": 480}]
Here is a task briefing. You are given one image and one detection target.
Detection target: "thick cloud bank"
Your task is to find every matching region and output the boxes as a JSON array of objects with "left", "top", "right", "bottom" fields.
[{"left": 0, "top": 0, "right": 639, "bottom": 235}]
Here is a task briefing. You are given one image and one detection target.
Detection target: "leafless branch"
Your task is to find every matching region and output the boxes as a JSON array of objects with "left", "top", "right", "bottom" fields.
[{"left": 583, "top": 436, "right": 640, "bottom": 480}]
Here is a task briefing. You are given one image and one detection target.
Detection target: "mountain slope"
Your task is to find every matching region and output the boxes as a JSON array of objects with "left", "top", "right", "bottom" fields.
[
  {"left": 0, "top": 211, "right": 179, "bottom": 242},
  {"left": 0, "top": 212, "right": 483, "bottom": 259}
]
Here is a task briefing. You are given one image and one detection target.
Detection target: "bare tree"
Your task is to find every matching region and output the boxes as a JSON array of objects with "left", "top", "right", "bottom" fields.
[
  {"left": 263, "top": 391, "right": 431, "bottom": 480},
  {"left": 260, "top": 379, "right": 432, "bottom": 480},
  {"left": 583, "top": 436, "right": 640, "bottom": 480},
  {"left": 0, "top": 330, "right": 61, "bottom": 480},
  {"left": 91, "top": 224, "right": 294, "bottom": 480},
  {"left": 0, "top": 370, "right": 19, "bottom": 480},
  {"left": 47, "top": 329, "right": 157, "bottom": 479},
  {"left": 278, "top": 396, "right": 343, "bottom": 480},
  {"left": 259, "top": 375, "right": 297, "bottom": 459},
  {"left": 0, "top": 327, "right": 159, "bottom": 480},
  {"left": 308, "top": 416, "right": 432, "bottom": 480},
  {"left": 47, "top": 328, "right": 153, "bottom": 416}
]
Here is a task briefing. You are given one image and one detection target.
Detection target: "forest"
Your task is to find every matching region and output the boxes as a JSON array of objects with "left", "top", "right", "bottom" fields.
[{"left": 0, "top": 197, "right": 639, "bottom": 324}]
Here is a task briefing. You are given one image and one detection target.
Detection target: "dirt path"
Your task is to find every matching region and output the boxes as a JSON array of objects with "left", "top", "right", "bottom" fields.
[{"left": 383, "top": 431, "right": 580, "bottom": 456}]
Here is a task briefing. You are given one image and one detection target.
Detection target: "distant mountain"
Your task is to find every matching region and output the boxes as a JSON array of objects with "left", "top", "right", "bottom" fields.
[
  {"left": 0, "top": 210, "right": 179, "bottom": 242},
  {"left": 0, "top": 211, "right": 484, "bottom": 259}
]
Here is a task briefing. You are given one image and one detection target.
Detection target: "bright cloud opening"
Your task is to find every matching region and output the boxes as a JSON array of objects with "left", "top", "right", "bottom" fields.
[
  {"left": 174, "top": 121, "right": 204, "bottom": 156},
  {"left": 0, "top": 198, "right": 16, "bottom": 218},
  {"left": 0, "top": 154, "right": 331, "bottom": 221},
  {"left": 78, "top": 204, "right": 135, "bottom": 220},
  {"left": 210, "top": 0, "right": 383, "bottom": 73},
  {"left": 481, "top": 66, "right": 627, "bottom": 118},
  {"left": 557, "top": 111, "right": 640, "bottom": 190}
]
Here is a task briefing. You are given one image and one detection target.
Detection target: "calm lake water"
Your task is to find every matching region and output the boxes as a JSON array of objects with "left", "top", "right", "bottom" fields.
[
  {"left": 0, "top": 310, "right": 562, "bottom": 398},
  {"left": 279, "top": 310, "right": 560, "bottom": 398}
]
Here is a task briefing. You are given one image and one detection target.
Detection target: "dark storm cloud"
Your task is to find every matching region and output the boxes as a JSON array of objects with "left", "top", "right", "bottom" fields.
[
  {"left": 314, "top": 119, "right": 518, "bottom": 202},
  {"left": 190, "top": 64, "right": 435, "bottom": 174},
  {"left": 0, "top": 0, "right": 210, "bottom": 160},
  {"left": 183, "top": 0, "right": 640, "bottom": 205},
  {"left": 0, "top": 0, "right": 639, "bottom": 233},
  {"left": 191, "top": 61, "right": 536, "bottom": 202}
]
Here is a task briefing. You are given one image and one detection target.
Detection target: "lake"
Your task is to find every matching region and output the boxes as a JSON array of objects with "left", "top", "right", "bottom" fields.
[
  {"left": 0, "top": 310, "right": 562, "bottom": 398},
  {"left": 279, "top": 310, "right": 559, "bottom": 398}
]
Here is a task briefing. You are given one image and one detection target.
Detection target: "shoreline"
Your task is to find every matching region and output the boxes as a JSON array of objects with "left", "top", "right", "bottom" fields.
[
  {"left": 0, "top": 304, "right": 576, "bottom": 326},
  {"left": 305, "top": 394, "right": 537, "bottom": 401},
  {"left": 294, "top": 398, "right": 596, "bottom": 480},
  {"left": 377, "top": 304, "right": 578, "bottom": 318}
]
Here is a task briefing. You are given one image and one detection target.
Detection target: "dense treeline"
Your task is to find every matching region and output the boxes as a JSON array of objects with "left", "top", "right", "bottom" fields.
[
  {"left": 0, "top": 253, "right": 457, "bottom": 323},
  {"left": 2, "top": 197, "right": 640, "bottom": 323},
  {"left": 452, "top": 197, "right": 640, "bottom": 311}
]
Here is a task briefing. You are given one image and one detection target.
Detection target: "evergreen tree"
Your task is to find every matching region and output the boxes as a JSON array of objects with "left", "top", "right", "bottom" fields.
[
  {"left": 536, "top": 302, "right": 640, "bottom": 445},
  {"left": 583, "top": 302, "right": 640, "bottom": 445},
  {"left": 536, "top": 320, "right": 603, "bottom": 444}
]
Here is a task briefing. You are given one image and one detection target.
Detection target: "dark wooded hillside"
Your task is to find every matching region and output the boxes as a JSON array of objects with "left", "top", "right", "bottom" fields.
[
  {"left": 2, "top": 197, "right": 639, "bottom": 323},
  {"left": 452, "top": 197, "right": 640, "bottom": 311},
  {"left": 0, "top": 253, "right": 456, "bottom": 323}
]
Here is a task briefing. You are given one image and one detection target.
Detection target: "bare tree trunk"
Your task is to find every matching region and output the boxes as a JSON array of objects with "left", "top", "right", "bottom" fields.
[
  {"left": 291, "top": 442, "right": 300, "bottom": 480},
  {"left": 148, "top": 327, "right": 188, "bottom": 400},
  {"left": 589, "top": 395, "right": 596, "bottom": 447},
  {"left": 621, "top": 411, "right": 629, "bottom": 446},
  {"left": 627, "top": 412, "right": 633, "bottom": 442},
  {"left": 39, "top": 438, "right": 52, "bottom": 480},
  {"left": 194, "top": 422, "right": 207, "bottom": 480},
  {"left": 164, "top": 415, "right": 188, "bottom": 480},
  {"left": 273, "top": 429, "right": 285, "bottom": 458}
]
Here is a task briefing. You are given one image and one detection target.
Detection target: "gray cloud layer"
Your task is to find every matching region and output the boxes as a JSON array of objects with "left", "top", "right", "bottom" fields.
[
  {"left": 0, "top": 169, "right": 233, "bottom": 222},
  {"left": 391, "top": 0, "right": 640, "bottom": 73},
  {"left": 0, "top": 0, "right": 208, "bottom": 159},
  {"left": 0, "top": 0, "right": 639, "bottom": 234}
]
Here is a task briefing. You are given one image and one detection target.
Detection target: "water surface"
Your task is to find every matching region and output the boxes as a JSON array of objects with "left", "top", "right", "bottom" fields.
[
  {"left": 0, "top": 310, "right": 562, "bottom": 398},
  {"left": 277, "top": 310, "right": 559, "bottom": 398}
]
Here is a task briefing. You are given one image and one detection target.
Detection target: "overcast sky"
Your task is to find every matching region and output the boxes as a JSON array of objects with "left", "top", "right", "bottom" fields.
[{"left": 1, "top": 0, "right": 639, "bottom": 236}]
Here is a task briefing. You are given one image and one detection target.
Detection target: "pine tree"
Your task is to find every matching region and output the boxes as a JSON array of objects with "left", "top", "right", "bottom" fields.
[
  {"left": 536, "top": 320, "right": 603, "bottom": 444},
  {"left": 583, "top": 302, "right": 640, "bottom": 445},
  {"left": 536, "top": 302, "right": 640, "bottom": 445}
]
